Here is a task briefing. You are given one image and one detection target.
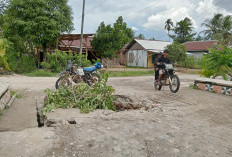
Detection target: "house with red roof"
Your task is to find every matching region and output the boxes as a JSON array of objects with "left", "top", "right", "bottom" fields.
[
  {"left": 56, "top": 34, "right": 98, "bottom": 61},
  {"left": 184, "top": 40, "right": 218, "bottom": 58}
]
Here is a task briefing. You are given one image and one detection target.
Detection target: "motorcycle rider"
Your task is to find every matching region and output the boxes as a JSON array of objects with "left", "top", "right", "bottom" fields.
[
  {"left": 157, "top": 49, "right": 171, "bottom": 85},
  {"left": 154, "top": 52, "right": 162, "bottom": 82}
]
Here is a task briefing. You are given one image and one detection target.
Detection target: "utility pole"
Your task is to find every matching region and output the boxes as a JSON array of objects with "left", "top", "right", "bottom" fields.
[{"left": 80, "top": 0, "right": 85, "bottom": 64}]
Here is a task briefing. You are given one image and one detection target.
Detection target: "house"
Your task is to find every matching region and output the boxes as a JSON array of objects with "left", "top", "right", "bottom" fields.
[
  {"left": 120, "top": 39, "right": 171, "bottom": 68},
  {"left": 184, "top": 40, "right": 218, "bottom": 58},
  {"left": 56, "top": 34, "right": 98, "bottom": 60}
]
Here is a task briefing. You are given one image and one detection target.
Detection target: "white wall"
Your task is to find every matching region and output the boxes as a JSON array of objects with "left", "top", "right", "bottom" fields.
[
  {"left": 188, "top": 52, "right": 207, "bottom": 59},
  {"left": 127, "top": 50, "right": 147, "bottom": 68}
]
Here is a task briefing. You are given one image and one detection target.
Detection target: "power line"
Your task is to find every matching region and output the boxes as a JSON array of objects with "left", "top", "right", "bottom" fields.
[{"left": 124, "top": 0, "right": 163, "bottom": 19}]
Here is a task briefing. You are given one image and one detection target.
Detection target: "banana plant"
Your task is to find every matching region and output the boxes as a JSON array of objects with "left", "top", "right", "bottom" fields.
[{"left": 0, "top": 38, "right": 10, "bottom": 71}]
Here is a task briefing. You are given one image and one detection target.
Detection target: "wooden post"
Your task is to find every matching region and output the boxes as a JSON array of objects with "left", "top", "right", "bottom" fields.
[{"left": 85, "top": 37, "right": 88, "bottom": 60}]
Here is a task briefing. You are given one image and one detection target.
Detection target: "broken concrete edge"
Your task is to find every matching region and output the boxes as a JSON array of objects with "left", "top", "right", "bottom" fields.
[
  {"left": 5, "top": 94, "right": 16, "bottom": 109},
  {"left": 0, "top": 83, "right": 9, "bottom": 97},
  {"left": 194, "top": 78, "right": 232, "bottom": 96},
  {"left": 0, "top": 83, "right": 11, "bottom": 110}
]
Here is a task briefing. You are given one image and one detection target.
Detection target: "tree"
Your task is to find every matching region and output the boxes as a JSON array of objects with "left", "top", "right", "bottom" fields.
[
  {"left": 2, "top": 0, "right": 74, "bottom": 52},
  {"left": 214, "top": 15, "right": 232, "bottom": 45},
  {"left": 201, "top": 14, "right": 232, "bottom": 45},
  {"left": 167, "top": 42, "right": 187, "bottom": 63},
  {"left": 170, "top": 17, "right": 196, "bottom": 43},
  {"left": 136, "top": 33, "right": 145, "bottom": 39},
  {"left": 165, "top": 18, "right": 173, "bottom": 41},
  {"left": 91, "top": 16, "right": 133, "bottom": 59},
  {"left": 0, "top": 0, "right": 9, "bottom": 15},
  {"left": 0, "top": 0, "right": 10, "bottom": 34},
  {"left": 201, "top": 13, "right": 223, "bottom": 40}
]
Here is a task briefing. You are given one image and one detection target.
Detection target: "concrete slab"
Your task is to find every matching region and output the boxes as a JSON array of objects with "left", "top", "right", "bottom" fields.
[{"left": 195, "top": 78, "right": 232, "bottom": 87}]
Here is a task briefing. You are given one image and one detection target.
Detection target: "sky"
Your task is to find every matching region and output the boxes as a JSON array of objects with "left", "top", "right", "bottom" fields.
[{"left": 68, "top": 0, "right": 232, "bottom": 41}]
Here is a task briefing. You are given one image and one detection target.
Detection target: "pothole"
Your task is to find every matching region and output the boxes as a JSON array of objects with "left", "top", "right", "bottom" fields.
[{"left": 36, "top": 95, "right": 161, "bottom": 127}]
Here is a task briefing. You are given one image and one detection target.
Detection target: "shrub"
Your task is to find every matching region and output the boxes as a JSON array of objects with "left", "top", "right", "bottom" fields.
[
  {"left": 42, "top": 72, "right": 116, "bottom": 115},
  {"left": 179, "top": 56, "right": 203, "bottom": 69},
  {"left": 201, "top": 46, "right": 232, "bottom": 80},
  {"left": 6, "top": 52, "right": 36, "bottom": 73},
  {"left": 167, "top": 42, "right": 187, "bottom": 63},
  {"left": 42, "top": 50, "right": 92, "bottom": 72}
]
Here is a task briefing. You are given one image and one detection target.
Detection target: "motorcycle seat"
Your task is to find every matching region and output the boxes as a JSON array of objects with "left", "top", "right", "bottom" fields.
[{"left": 83, "top": 67, "right": 96, "bottom": 72}]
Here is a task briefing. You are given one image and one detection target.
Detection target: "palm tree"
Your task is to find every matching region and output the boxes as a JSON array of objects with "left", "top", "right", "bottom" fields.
[
  {"left": 202, "top": 14, "right": 232, "bottom": 45},
  {"left": 170, "top": 17, "right": 196, "bottom": 43},
  {"left": 217, "top": 15, "right": 232, "bottom": 45},
  {"left": 201, "top": 13, "right": 223, "bottom": 40},
  {"left": 165, "top": 18, "right": 173, "bottom": 41}
]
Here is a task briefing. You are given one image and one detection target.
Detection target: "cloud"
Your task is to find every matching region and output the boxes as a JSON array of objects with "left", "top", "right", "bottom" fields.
[
  {"left": 68, "top": 0, "right": 232, "bottom": 40},
  {"left": 131, "top": 27, "right": 139, "bottom": 31},
  {"left": 143, "top": 7, "right": 196, "bottom": 30}
]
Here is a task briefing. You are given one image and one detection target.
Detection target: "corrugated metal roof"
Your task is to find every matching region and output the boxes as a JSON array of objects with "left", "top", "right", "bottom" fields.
[{"left": 135, "top": 39, "right": 172, "bottom": 52}]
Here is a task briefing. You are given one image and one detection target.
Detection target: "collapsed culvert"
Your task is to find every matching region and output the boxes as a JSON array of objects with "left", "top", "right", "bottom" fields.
[{"left": 36, "top": 94, "right": 159, "bottom": 127}]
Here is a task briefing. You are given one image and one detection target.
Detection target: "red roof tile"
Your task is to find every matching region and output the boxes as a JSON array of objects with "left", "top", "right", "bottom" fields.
[{"left": 184, "top": 40, "right": 218, "bottom": 51}]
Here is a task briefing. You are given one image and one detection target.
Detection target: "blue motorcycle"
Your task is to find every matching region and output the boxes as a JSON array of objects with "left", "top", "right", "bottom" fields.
[{"left": 55, "top": 62, "right": 103, "bottom": 89}]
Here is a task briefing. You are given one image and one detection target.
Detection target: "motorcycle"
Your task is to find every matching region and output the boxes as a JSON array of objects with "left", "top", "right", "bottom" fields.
[
  {"left": 154, "top": 63, "right": 180, "bottom": 93},
  {"left": 55, "top": 62, "right": 103, "bottom": 89}
]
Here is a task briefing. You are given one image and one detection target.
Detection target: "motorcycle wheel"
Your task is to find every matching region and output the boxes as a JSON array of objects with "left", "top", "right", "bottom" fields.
[
  {"left": 154, "top": 81, "right": 162, "bottom": 90},
  {"left": 91, "top": 73, "right": 101, "bottom": 83},
  {"left": 169, "top": 75, "right": 180, "bottom": 93},
  {"left": 55, "top": 77, "right": 71, "bottom": 89},
  {"left": 86, "top": 73, "right": 101, "bottom": 86}
]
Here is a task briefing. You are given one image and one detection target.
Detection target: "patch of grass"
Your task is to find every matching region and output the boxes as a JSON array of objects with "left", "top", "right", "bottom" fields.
[
  {"left": 189, "top": 84, "right": 198, "bottom": 89},
  {"left": 10, "top": 90, "right": 23, "bottom": 99},
  {"left": 10, "top": 90, "right": 16, "bottom": 98},
  {"left": 108, "top": 70, "right": 154, "bottom": 77},
  {"left": 25, "top": 70, "right": 57, "bottom": 77},
  {"left": 125, "top": 66, "right": 147, "bottom": 69},
  {"left": 0, "top": 109, "right": 3, "bottom": 116},
  {"left": 16, "top": 93, "right": 23, "bottom": 99}
]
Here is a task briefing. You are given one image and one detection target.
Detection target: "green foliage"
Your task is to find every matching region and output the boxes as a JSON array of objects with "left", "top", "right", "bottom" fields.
[
  {"left": 179, "top": 57, "right": 203, "bottom": 69},
  {"left": 6, "top": 50, "right": 36, "bottom": 73},
  {"left": 42, "top": 72, "right": 116, "bottom": 115},
  {"left": 167, "top": 42, "right": 187, "bottom": 63},
  {"left": 201, "top": 46, "right": 232, "bottom": 80},
  {"left": 2, "top": 0, "right": 74, "bottom": 50},
  {"left": 91, "top": 16, "right": 133, "bottom": 59},
  {"left": 165, "top": 18, "right": 174, "bottom": 41},
  {"left": 0, "top": 38, "right": 10, "bottom": 70},
  {"left": 201, "top": 14, "right": 232, "bottom": 45},
  {"left": 0, "top": 0, "right": 9, "bottom": 15},
  {"left": 42, "top": 50, "right": 91, "bottom": 73},
  {"left": 25, "top": 70, "right": 56, "bottom": 77},
  {"left": 170, "top": 17, "right": 196, "bottom": 43},
  {"left": 136, "top": 34, "right": 145, "bottom": 39}
]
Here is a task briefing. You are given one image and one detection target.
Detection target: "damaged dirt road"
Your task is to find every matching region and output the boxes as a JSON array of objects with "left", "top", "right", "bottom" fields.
[{"left": 0, "top": 74, "right": 232, "bottom": 157}]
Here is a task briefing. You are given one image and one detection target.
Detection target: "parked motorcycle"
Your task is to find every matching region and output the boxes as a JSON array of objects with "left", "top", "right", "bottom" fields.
[
  {"left": 55, "top": 62, "right": 103, "bottom": 89},
  {"left": 154, "top": 63, "right": 180, "bottom": 93}
]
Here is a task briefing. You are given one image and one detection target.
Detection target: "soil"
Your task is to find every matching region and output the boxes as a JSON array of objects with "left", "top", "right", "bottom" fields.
[{"left": 0, "top": 74, "right": 232, "bottom": 157}]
